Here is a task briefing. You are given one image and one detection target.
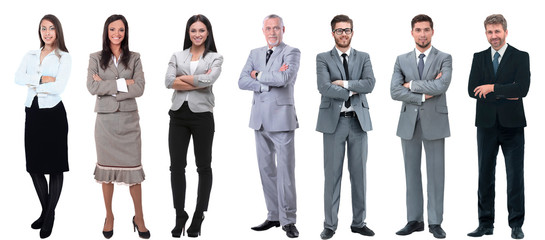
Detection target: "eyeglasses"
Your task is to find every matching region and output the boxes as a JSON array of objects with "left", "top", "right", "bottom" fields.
[{"left": 333, "top": 28, "right": 353, "bottom": 35}]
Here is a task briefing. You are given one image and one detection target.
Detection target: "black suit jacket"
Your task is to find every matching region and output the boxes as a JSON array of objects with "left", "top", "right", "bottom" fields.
[{"left": 468, "top": 44, "right": 530, "bottom": 128}]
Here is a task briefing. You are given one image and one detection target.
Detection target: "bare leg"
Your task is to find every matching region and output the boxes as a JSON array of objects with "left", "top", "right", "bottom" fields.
[
  {"left": 130, "top": 184, "right": 148, "bottom": 232},
  {"left": 102, "top": 183, "right": 114, "bottom": 232}
]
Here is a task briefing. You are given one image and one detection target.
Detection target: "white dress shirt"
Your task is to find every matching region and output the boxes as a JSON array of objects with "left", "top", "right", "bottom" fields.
[
  {"left": 15, "top": 49, "right": 71, "bottom": 108},
  {"left": 410, "top": 46, "right": 433, "bottom": 102},
  {"left": 491, "top": 43, "right": 508, "bottom": 64}
]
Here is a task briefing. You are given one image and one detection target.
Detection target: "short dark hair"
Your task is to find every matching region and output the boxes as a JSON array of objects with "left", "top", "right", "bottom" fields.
[
  {"left": 39, "top": 14, "right": 68, "bottom": 53},
  {"left": 484, "top": 14, "right": 507, "bottom": 31},
  {"left": 411, "top": 14, "right": 433, "bottom": 30},
  {"left": 100, "top": 14, "right": 131, "bottom": 70},
  {"left": 330, "top": 14, "right": 353, "bottom": 31},
  {"left": 183, "top": 14, "right": 217, "bottom": 57}
]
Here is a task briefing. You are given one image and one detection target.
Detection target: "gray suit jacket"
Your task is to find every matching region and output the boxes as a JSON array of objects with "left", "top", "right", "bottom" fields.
[
  {"left": 390, "top": 47, "right": 452, "bottom": 140},
  {"left": 238, "top": 42, "right": 300, "bottom": 131},
  {"left": 165, "top": 49, "right": 223, "bottom": 112},
  {"left": 87, "top": 51, "right": 145, "bottom": 113},
  {"left": 316, "top": 48, "right": 375, "bottom": 134}
]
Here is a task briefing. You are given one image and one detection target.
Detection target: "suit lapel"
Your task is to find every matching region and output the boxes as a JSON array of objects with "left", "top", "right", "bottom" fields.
[
  {"left": 406, "top": 51, "right": 419, "bottom": 80},
  {"left": 348, "top": 48, "right": 356, "bottom": 80},
  {"left": 422, "top": 47, "right": 437, "bottom": 79},
  {"left": 330, "top": 48, "right": 346, "bottom": 80},
  {"left": 266, "top": 42, "right": 285, "bottom": 71},
  {"left": 496, "top": 45, "right": 512, "bottom": 77},
  {"left": 484, "top": 48, "right": 495, "bottom": 79}
]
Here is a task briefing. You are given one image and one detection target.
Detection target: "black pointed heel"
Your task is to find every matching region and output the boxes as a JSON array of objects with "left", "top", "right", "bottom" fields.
[
  {"left": 172, "top": 211, "right": 189, "bottom": 238},
  {"left": 132, "top": 216, "right": 150, "bottom": 239},
  {"left": 102, "top": 218, "right": 114, "bottom": 239},
  {"left": 187, "top": 213, "right": 204, "bottom": 238}
]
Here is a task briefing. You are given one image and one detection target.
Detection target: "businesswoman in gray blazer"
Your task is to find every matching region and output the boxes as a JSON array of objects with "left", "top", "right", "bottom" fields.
[
  {"left": 87, "top": 14, "right": 150, "bottom": 239},
  {"left": 165, "top": 14, "right": 223, "bottom": 238},
  {"left": 15, "top": 14, "right": 70, "bottom": 239}
]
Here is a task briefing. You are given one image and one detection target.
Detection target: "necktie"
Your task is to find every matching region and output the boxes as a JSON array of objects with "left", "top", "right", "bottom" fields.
[
  {"left": 493, "top": 52, "right": 500, "bottom": 75},
  {"left": 342, "top": 53, "right": 351, "bottom": 108},
  {"left": 418, "top": 53, "right": 425, "bottom": 79},
  {"left": 266, "top": 49, "right": 273, "bottom": 64}
]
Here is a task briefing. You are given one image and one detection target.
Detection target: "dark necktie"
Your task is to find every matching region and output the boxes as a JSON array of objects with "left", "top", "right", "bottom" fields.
[
  {"left": 418, "top": 53, "right": 425, "bottom": 79},
  {"left": 266, "top": 49, "right": 273, "bottom": 64},
  {"left": 493, "top": 52, "right": 500, "bottom": 75},
  {"left": 342, "top": 53, "right": 351, "bottom": 108}
]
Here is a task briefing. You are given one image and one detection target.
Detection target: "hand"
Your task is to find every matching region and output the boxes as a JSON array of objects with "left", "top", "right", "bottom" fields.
[
  {"left": 279, "top": 64, "right": 288, "bottom": 72},
  {"left": 403, "top": 82, "right": 410, "bottom": 89},
  {"left": 332, "top": 80, "right": 344, "bottom": 87},
  {"left": 435, "top": 72, "right": 442, "bottom": 79},
  {"left": 93, "top": 74, "right": 102, "bottom": 81},
  {"left": 251, "top": 70, "right": 258, "bottom": 79},
  {"left": 125, "top": 79, "right": 135, "bottom": 85},
  {"left": 425, "top": 94, "right": 434, "bottom": 100},
  {"left": 206, "top": 69, "right": 212, "bottom": 74},
  {"left": 474, "top": 84, "right": 494, "bottom": 98},
  {"left": 506, "top": 98, "right": 519, "bottom": 100},
  {"left": 351, "top": 91, "right": 359, "bottom": 95},
  {"left": 41, "top": 76, "right": 56, "bottom": 83}
]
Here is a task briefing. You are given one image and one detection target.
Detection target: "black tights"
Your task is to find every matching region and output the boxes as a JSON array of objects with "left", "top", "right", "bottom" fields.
[{"left": 30, "top": 173, "right": 64, "bottom": 232}]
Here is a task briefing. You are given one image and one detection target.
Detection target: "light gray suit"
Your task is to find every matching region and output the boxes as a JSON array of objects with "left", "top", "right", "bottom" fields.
[
  {"left": 316, "top": 47, "right": 375, "bottom": 231},
  {"left": 239, "top": 42, "right": 300, "bottom": 225},
  {"left": 390, "top": 46, "right": 452, "bottom": 225}
]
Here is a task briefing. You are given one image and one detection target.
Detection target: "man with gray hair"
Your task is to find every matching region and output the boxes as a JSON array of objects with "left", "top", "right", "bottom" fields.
[
  {"left": 239, "top": 14, "right": 301, "bottom": 238},
  {"left": 467, "top": 14, "right": 530, "bottom": 239}
]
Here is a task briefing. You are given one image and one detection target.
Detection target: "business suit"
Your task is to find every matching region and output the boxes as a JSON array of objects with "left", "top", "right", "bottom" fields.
[
  {"left": 316, "top": 47, "right": 375, "bottom": 231},
  {"left": 468, "top": 44, "right": 530, "bottom": 228},
  {"left": 87, "top": 51, "right": 146, "bottom": 185},
  {"left": 165, "top": 49, "right": 223, "bottom": 219},
  {"left": 390, "top": 46, "right": 452, "bottom": 225},
  {"left": 239, "top": 42, "right": 300, "bottom": 226}
]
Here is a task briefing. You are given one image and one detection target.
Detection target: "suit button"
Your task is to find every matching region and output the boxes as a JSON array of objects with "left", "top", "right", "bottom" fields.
[{"left": 414, "top": 109, "right": 417, "bottom": 112}]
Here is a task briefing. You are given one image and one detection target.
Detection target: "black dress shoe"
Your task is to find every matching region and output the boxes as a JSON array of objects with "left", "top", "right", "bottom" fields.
[
  {"left": 320, "top": 228, "right": 335, "bottom": 239},
  {"left": 429, "top": 225, "right": 446, "bottom": 239},
  {"left": 511, "top": 227, "right": 524, "bottom": 239},
  {"left": 282, "top": 224, "right": 299, "bottom": 238},
  {"left": 396, "top": 221, "right": 424, "bottom": 235},
  {"left": 467, "top": 226, "right": 493, "bottom": 237},
  {"left": 251, "top": 220, "right": 280, "bottom": 231},
  {"left": 351, "top": 225, "right": 375, "bottom": 236}
]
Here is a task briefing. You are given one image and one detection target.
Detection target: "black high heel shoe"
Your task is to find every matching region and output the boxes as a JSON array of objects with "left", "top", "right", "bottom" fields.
[
  {"left": 39, "top": 213, "right": 55, "bottom": 239},
  {"left": 186, "top": 213, "right": 204, "bottom": 238},
  {"left": 102, "top": 218, "right": 114, "bottom": 239},
  {"left": 132, "top": 216, "right": 151, "bottom": 239},
  {"left": 171, "top": 211, "right": 189, "bottom": 238},
  {"left": 31, "top": 213, "right": 45, "bottom": 229}
]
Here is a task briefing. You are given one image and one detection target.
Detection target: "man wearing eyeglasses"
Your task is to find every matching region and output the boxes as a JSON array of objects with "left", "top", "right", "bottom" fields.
[
  {"left": 239, "top": 14, "right": 301, "bottom": 238},
  {"left": 390, "top": 14, "right": 452, "bottom": 239},
  {"left": 316, "top": 14, "right": 375, "bottom": 239}
]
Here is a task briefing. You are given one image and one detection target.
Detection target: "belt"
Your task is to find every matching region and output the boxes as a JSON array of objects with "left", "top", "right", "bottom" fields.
[{"left": 340, "top": 111, "right": 357, "bottom": 118}]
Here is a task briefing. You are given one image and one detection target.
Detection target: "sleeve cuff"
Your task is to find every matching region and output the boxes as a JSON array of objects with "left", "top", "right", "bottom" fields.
[{"left": 116, "top": 78, "right": 128, "bottom": 92}]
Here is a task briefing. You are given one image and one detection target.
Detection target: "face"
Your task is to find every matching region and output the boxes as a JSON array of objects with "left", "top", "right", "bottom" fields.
[
  {"left": 108, "top": 19, "right": 125, "bottom": 46},
  {"left": 189, "top": 21, "right": 208, "bottom": 47},
  {"left": 40, "top": 20, "right": 56, "bottom": 47},
  {"left": 486, "top": 24, "right": 508, "bottom": 51},
  {"left": 411, "top": 21, "right": 434, "bottom": 50},
  {"left": 332, "top": 22, "right": 352, "bottom": 49},
  {"left": 262, "top": 17, "right": 284, "bottom": 48}
]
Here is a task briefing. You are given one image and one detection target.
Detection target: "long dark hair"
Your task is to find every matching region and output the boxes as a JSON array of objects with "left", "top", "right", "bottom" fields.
[
  {"left": 100, "top": 14, "right": 131, "bottom": 70},
  {"left": 183, "top": 14, "right": 217, "bottom": 57},
  {"left": 39, "top": 14, "right": 68, "bottom": 53}
]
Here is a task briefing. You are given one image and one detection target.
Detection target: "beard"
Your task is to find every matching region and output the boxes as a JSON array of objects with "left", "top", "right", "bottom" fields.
[
  {"left": 416, "top": 41, "right": 430, "bottom": 49},
  {"left": 335, "top": 37, "right": 351, "bottom": 48}
]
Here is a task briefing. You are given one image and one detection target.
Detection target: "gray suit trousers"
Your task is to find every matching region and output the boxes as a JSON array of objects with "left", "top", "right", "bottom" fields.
[
  {"left": 323, "top": 117, "right": 367, "bottom": 231},
  {"left": 255, "top": 130, "right": 297, "bottom": 225},
  {"left": 401, "top": 119, "right": 445, "bottom": 225}
]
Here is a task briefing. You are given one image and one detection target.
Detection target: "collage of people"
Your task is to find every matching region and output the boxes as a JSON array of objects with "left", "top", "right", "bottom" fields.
[{"left": 2, "top": 0, "right": 542, "bottom": 239}]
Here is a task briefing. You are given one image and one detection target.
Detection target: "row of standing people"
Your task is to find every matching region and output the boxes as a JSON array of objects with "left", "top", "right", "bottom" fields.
[{"left": 14, "top": 12, "right": 529, "bottom": 240}]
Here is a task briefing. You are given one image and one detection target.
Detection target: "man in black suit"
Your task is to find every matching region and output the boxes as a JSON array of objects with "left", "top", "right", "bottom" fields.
[{"left": 467, "top": 14, "right": 530, "bottom": 240}]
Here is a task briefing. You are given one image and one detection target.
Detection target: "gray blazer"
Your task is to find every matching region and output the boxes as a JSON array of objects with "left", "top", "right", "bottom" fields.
[
  {"left": 87, "top": 51, "right": 145, "bottom": 113},
  {"left": 316, "top": 48, "right": 375, "bottom": 134},
  {"left": 165, "top": 49, "right": 223, "bottom": 112},
  {"left": 390, "top": 47, "right": 452, "bottom": 140},
  {"left": 238, "top": 42, "right": 300, "bottom": 132}
]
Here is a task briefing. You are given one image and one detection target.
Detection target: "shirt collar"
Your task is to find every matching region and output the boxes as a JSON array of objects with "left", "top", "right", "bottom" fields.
[
  {"left": 335, "top": 47, "right": 351, "bottom": 58},
  {"left": 492, "top": 43, "right": 508, "bottom": 59},
  {"left": 414, "top": 46, "right": 432, "bottom": 58}
]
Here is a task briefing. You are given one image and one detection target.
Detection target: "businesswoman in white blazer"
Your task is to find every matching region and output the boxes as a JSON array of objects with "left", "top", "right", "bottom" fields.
[
  {"left": 87, "top": 14, "right": 149, "bottom": 239},
  {"left": 15, "top": 14, "right": 70, "bottom": 239},
  {"left": 165, "top": 14, "right": 223, "bottom": 238}
]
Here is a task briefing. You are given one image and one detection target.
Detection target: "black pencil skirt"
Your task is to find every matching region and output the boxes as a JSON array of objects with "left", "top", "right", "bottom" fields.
[{"left": 24, "top": 97, "right": 69, "bottom": 174}]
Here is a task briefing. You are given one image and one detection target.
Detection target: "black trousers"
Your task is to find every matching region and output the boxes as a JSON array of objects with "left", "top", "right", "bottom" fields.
[
  {"left": 477, "top": 124, "right": 525, "bottom": 228},
  {"left": 169, "top": 102, "right": 214, "bottom": 214}
]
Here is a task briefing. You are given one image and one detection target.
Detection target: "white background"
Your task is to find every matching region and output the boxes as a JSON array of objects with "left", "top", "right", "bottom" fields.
[{"left": 1, "top": 0, "right": 542, "bottom": 240}]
